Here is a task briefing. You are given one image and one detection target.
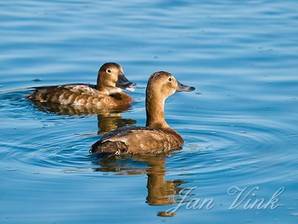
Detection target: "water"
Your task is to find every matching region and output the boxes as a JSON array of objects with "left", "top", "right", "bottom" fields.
[{"left": 0, "top": 0, "right": 298, "bottom": 223}]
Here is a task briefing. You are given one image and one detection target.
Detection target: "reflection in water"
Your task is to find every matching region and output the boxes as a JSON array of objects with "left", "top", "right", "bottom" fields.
[
  {"left": 30, "top": 99, "right": 130, "bottom": 116},
  {"left": 93, "top": 155, "right": 184, "bottom": 216},
  {"left": 29, "top": 100, "right": 136, "bottom": 134},
  {"left": 97, "top": 114, "right": 135, "bottom": 135},
  {"left": 145, "top": 157, "right": 183, "bottom": 206}
]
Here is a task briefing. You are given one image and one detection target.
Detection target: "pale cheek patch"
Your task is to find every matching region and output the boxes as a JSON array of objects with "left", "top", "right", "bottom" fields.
[
  {"left": 170, "top": 89, "right": 176, "bottom": 95},
  {"left": 126, "top": 86, "right": 135, "bottom": 92}
]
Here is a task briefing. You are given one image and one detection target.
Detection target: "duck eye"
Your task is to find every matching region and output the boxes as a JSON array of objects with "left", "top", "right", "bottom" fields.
[{"left": 168, "top": 77, "right": 172, "bottom": 82}]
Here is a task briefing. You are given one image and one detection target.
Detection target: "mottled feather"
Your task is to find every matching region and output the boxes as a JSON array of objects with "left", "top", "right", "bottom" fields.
[{"left": 28, "top": 84, "right": 132, "bottom": 110}]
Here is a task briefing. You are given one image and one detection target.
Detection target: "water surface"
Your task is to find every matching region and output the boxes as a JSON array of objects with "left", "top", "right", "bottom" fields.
[{"left": 0, "top": 0, "right": 298, "bottom": 223}]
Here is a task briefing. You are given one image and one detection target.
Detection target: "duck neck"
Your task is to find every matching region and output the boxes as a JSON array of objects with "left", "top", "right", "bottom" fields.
[
  {"left": 97, "top": 74, "right": 119, "bottom": 94},
  {"left": 146, "top": 92, "right": 169, "bottom": 129},
  {"left": 96, "top": 73, "right": 104, "bottom": 91}
]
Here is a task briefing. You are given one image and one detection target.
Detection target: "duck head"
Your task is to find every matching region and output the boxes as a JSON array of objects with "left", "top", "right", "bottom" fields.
[
  {"left": 146, "top": 71, "right": 195, "bottom": 129},
  {"left": 97, "top": 62, "right": 135, "bottom": 94}
]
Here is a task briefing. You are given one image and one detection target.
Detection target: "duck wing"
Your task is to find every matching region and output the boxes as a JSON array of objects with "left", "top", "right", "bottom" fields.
[{"left": 62, "top": 84, "right": 99, "bottom": 96}]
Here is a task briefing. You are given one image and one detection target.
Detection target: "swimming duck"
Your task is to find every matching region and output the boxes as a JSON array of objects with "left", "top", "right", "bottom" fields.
[
  {"left": 28, "top": 62, "right": 135, "bottom": 111},
  {"left": 91, "top": 71, "right": 195, "bottom": 155}
]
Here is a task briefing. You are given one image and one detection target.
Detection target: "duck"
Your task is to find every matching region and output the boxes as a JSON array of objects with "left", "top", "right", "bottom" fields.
[
  {"left": 91, "top": 71, "right": 195, "bottom": 155},
  {"left": 28, "top": 62, "right": 135, "bottom": 111}
]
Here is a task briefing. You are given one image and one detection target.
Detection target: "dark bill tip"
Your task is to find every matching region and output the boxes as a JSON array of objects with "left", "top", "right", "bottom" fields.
[
  {"left": 177, "top": 81, "right": 195, "bottom": 92},
  {"left": 116, "top": 74, "right": 136, "bottom": 89}
]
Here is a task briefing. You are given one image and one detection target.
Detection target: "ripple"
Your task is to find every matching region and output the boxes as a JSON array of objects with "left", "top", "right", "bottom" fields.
[
  {"left": 1, "top": 0, "right": 298, "bottom": 222},
  {"left": 165, "top": 106, "right": 298, "bottom": 188},
  {"left": 0, "top": 82, "right": 297, "bottom": 182}
]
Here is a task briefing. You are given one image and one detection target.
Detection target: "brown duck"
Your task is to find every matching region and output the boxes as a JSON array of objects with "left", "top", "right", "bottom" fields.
[
  {"left": 91, "top": 71, "right": 195, "bottom": 155},
  {"left": 28, "top": 62, "right": 135, "bottom": 111}
]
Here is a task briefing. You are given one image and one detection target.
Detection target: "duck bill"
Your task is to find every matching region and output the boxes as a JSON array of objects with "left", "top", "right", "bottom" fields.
[
  {"left": 116, "top": 74, "right": 136, "bottom": 91},
  {"left": 176, "top": 81, "right": 195, "bottom": 92}
]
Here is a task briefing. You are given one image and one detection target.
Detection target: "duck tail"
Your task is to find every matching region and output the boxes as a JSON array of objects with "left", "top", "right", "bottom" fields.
[
  {"left": 91, "top": 140, "right": 128, "bottom": 155},
  {"left": 27, "top": 90, "right": 44, "bottom": 101}
]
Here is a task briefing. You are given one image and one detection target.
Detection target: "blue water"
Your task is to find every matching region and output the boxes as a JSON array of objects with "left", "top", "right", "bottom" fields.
[{"left": 0, "top": 0, "right": 298, "bottom": 223}]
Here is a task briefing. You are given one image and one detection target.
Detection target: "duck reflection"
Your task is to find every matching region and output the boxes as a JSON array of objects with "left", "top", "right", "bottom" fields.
[
  {"left": 145, "top": 156, "right": 183, "bottom": 206},
  {"left": 31, "top": 100, "right": 130, "bottom": 116},
  {"left": 97, "top": 113, "right": 135, "bottom": 135},
  {"left": 93, "top": 154, "right": 184, "bottom": 215},
  {"left": 31, "top": 101, "right": 136, "bottom": 134}
]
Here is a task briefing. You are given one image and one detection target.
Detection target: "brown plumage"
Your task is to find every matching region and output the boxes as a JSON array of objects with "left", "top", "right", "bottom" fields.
[
  {"left": 28, "top": 62, "right": 135, "bottom": 111},
  {"left": 91, "top": 71, "right": 195, "bottom": 155}
]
